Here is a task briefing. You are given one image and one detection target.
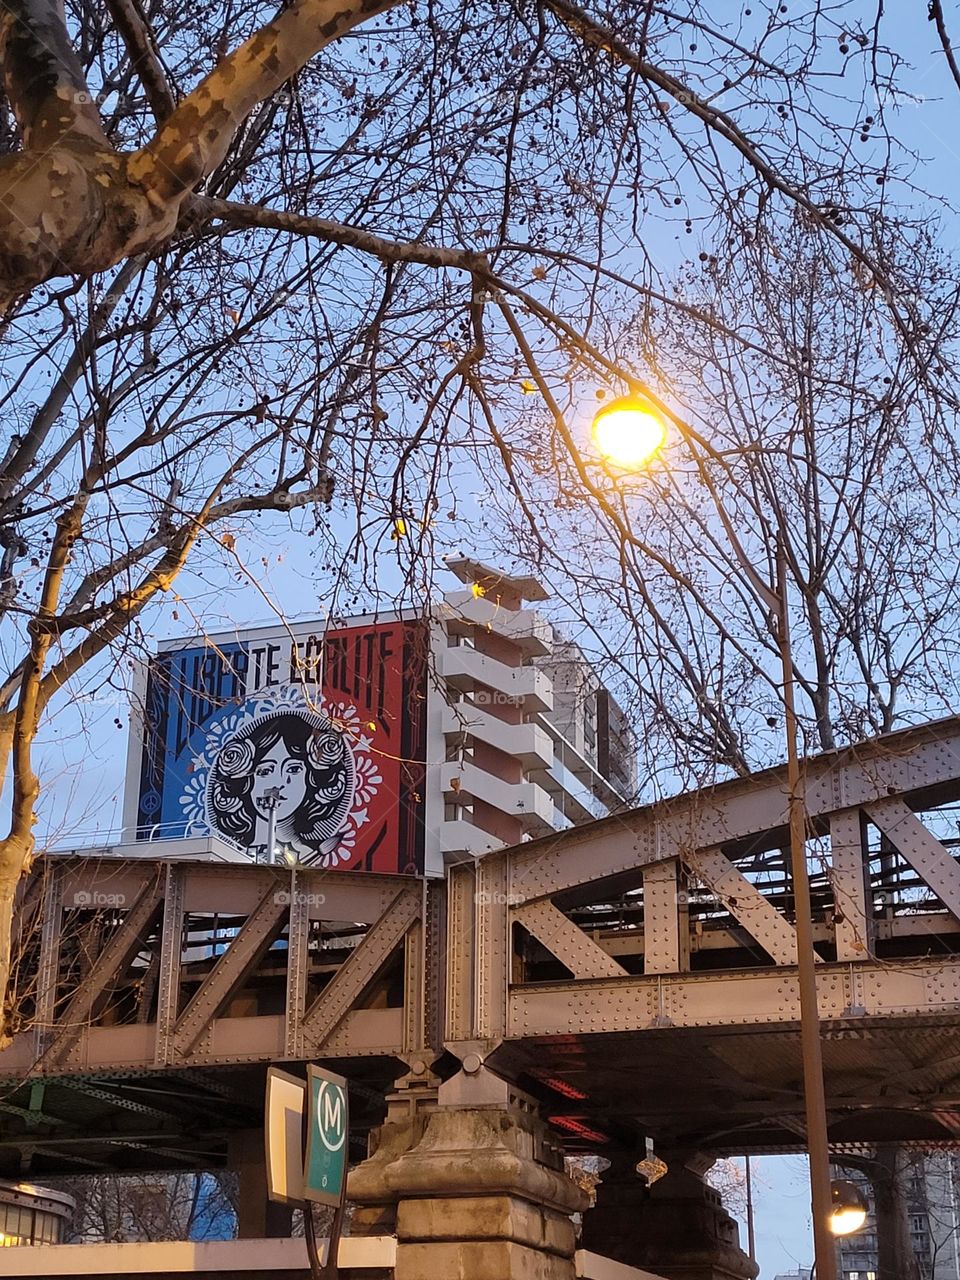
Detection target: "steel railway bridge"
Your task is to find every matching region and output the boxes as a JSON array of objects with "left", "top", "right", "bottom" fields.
[{"left": 3, "top": 715, "right": 960, "bottom": 1188}]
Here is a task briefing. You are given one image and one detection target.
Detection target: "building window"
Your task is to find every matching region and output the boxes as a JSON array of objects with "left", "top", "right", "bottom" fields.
[
  {"left": 444, "top": 802, "right": 474, "bottom": 821},
  {"left": 0, "top": 1203, "right": 36, "bottom": 1245}
]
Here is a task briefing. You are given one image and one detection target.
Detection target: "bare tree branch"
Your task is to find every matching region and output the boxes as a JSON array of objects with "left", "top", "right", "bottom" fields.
[{"left": 103, "top": 0, "right": 177, "bottom": 121}]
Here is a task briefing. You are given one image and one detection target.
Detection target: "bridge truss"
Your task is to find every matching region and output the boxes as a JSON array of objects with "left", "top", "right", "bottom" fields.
[{"left": 4, "top": 716, "right": 960, "bottom": 1177}]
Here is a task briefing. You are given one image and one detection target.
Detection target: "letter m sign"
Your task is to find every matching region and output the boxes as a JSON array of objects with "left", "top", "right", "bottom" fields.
[{"left": 303, "top": 1065, "right": 349, "bottom": 1207}]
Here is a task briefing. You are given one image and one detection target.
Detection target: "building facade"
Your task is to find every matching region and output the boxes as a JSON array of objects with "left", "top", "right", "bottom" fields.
[
  {"left": 88, "top": 557, "right": 636, "bottom": 877},
  {"left": 0, "top": 1180, "right": 73, "bottom": 1247},
  {"left": 834, "top": 1155, "right": 960, "bottom": 1280}
]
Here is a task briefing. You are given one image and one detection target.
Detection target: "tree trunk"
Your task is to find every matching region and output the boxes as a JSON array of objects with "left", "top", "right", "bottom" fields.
[
  {"left": 0, "top": 832, "right": 31, "bottom": 1046},
  {"left": 873, "top": 1146, "right": 920, "bottom": 1280},
  {"left": 0, "top": 0, "right": 404, "bottom": 305}
]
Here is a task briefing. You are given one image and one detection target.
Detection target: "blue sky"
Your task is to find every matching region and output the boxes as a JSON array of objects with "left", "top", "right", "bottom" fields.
[{"left": 747, "top": 1156, "right": 815, "bottom": 1277}]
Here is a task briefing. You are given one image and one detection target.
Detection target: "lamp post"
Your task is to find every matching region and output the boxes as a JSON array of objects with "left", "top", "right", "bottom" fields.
[
  {"left": 745, "top": 1155, "right": 756, "bottom": 1264},
  {"left": 776, "top": 537, "right": 837, "bottom": 1280},
  {"left": 592, "top": 395, "right": 837, "bottom": 1280},
  {"left": 262, "top": 785, "right": 283, "bottom": 865}
]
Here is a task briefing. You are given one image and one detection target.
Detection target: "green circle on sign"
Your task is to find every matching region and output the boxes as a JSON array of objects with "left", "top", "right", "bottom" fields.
[{"left": 318, "top": 1081, "right": 347, "bottom": 1153}]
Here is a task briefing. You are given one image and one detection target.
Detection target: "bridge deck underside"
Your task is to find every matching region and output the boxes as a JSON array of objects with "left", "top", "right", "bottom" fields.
[
  {"left": 0, "top": 1056, "right": 399, "bottom": 1181},
  {"left": 498, "top": 1015, "right": 960, "bottom": 1157},
  {"left": 3, "top": 1013, "right": 959, "bottom": 1180}
]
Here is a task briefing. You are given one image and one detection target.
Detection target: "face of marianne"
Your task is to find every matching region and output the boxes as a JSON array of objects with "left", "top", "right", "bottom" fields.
[{"left": 250, "top": 739, "right": 308, "bottom": 822}]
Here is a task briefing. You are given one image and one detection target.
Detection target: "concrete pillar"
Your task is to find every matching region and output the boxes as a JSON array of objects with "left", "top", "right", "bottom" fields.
[
  {"left": 349, "top": 1065, "right": 588, "bottom": 1280},
  {"left": 227, "top": 1128, "right": 293, "bottom": 1239},
  {"left": 581, "top": 1152, "right": 757, "bottom": 1280}
]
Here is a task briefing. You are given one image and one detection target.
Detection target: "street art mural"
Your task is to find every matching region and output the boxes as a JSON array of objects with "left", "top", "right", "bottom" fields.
[{"left": 134, "top": 620, "right": 427, "bottom": 873}]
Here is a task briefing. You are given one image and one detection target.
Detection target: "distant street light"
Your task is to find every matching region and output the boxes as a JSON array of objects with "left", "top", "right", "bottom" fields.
[
  {"left": 591, "top": 395, "right": 667, "bottom": 468},
  {"left": 828, "top": 1179, "right": 869, "bottom": 1236},
  {"left": 592, "top": 394, "right": 838, "bottom": 1280}
]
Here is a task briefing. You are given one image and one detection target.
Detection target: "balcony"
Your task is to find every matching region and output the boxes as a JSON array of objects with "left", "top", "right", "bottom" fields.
[
  {"left": 439, "top": 820, "right": 505, "bottom": 859},
  {"left": 439, "top": 762, "right": 556, "bottom": 838},
  {"left": 442, "top": 703, "right": 553, "bottom": 770},
  {"left": 541, "top": 722, "right": 631, "bottom": 810},
  {"left": 442, "top": 592, "right": 553, "bottom": 657},
  {"left": 440, "top": 646, "right": 553, "bottom": 713},
  {"left": 546, "top": 759, "right": 611, "bottom": 822}
]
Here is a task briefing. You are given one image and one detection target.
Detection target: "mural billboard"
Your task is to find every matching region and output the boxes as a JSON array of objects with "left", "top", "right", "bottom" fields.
[{"left": 134, "top": 619, "right": 428, "bottom": 874}]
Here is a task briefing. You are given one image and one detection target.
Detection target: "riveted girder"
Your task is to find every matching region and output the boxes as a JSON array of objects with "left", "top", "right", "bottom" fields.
[
  {"left": 4, "top": 862, "right": 425, "bottom": 1078},
  {"left": 37, "top": 870, "right": 166, "bottom": 1070},
  {"left": 8, "top": 713, "right": 960, "bottom": 1172}
]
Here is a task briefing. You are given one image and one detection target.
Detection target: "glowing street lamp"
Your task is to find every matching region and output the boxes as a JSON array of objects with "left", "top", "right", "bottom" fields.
[
  {"left": 828, "top": 1180, "right": 869, "bottom": 1237},
  {"left": 591, "top": 395, "right": 667, "bottom": 468}
]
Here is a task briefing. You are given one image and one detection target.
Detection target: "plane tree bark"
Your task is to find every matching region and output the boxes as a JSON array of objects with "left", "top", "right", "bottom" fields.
[{"left": 0, "top": 0, "right": 400, "bottom": 308}]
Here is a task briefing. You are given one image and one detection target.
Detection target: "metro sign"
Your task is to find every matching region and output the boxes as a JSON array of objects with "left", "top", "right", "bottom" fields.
[
  {"left": 303, "top": 1065, "right": 349, "bottom": 1207},
  {"left": 265, "top": 1064, "right": 349, "bottom": 1209}
]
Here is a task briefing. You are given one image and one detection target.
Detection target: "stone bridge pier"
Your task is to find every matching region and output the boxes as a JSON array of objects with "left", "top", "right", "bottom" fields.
[
  {"left": 349, "top": 1061, "right": 589, "bottom": 1280},
  {"left": 347, "top": 1061, "right": 755, "bottom": 1280},
  {"left": 581, "top": 1150, "right": 757, "bottom": 1280}
]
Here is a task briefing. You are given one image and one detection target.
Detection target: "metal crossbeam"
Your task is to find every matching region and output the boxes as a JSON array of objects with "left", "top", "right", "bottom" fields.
[
  {"left": 514, "top": 900, "right": 626, "bottom": 979},
  {"left": 403, "top": 911, "right": 426, "bottom": 1055},
  {"left": 642, "top": 860, "right": 683, "bottom": 974},
  {"left": 172, "top": 884, "right": 287, "bottom": 1057},
  {"left": 60, "top": 1079, "right": 175, "bottom": 1122},
  {"left": 284, "top": 869, "right": 310, "bottom": 1059},
  {"left": 0, "top": 1099, "right": 73, "bottom": 1128},
  {"left": 38, "top": 872, "right": 165, "bottom": 1069},
  {"left": 684, "top": 847, "right": 803, "bottom": 967},
  {"left": 445, "top": 860, "right": 476, "bottom": 1044},
  {"left": 475, "top": 857, "right": 511, "bottom": 1040},
  {"left": 33, "top": 872, "right": 62, "bottom": 1060},
  {"left": 865, "top": 797, "right": 960, "bottom": 920},
  {"left": 299, "top": 884, "right": 421, "bottom": 1056},
  {"left": 829, "top": 809, "right": 871, "bottom": 961},
  {"left": 507, "top": 955, "right": 960, "bottom": 1038},
  {"left": 154, "top": 862, "right": 185, "bottom": 1066},
  {"left": 506, "top": 716, "right": 960, "bottom": 903}
]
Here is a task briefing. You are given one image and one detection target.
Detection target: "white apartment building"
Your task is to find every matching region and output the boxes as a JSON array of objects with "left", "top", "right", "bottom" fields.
[
  {"left": 59, "top": 557, "right": 634, "bottom": 876},
  {"left": 435, "top": 557, "right": 635, "bottom": 866}
]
